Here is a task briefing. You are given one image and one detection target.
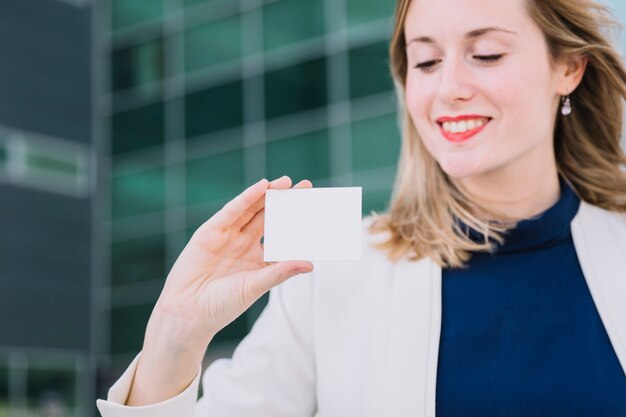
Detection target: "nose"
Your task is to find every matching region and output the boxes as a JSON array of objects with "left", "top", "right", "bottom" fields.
[{"left": 437, "top": 57, "right": 475, "bottom": 105}]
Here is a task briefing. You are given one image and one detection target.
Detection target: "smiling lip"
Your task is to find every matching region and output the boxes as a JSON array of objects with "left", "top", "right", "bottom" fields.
[{"left": 435, "top": 114, "right": 492, "bottom": 143}]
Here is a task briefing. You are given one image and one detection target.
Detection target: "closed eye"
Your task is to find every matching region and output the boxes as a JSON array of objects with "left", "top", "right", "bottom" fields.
[
  {"left": 414, "top": 60, "right": 440, "bottom": 70},
  {"left": 474, "top": 54, "right": 504, "bottom": 62},
  {"left": 413, "top": 54, "right": 505, "bottom": 72}
]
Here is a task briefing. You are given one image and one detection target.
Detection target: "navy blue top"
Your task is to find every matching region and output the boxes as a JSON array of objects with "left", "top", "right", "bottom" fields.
[{"left": 436, "top": 176, "right": 626, "bottom": 416}]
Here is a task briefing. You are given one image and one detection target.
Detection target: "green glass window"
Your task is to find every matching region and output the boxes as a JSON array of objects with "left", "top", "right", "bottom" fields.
[
  {"left": 185, "top": 16, "right": 241, "bottom": 73},
  {"left": 111, "top": 234, "right": 166, "bottom": 286},
  {"left": 111, "top": 304, "right": 154, "bottom": 355},
  {"left": 186, "top": 149, "right": 244, "bottom": 205},
  {"left": 112, "top": 39, "right": 164, "bottom": 92},
  {"left": 26, "top": 152, "right": 79, "bottom": 177},
  {"left": 349, "top": 41, "right": 394, "bottom": 99},
  {"left": 185, "top": 81, "right": 243, "bottom": 139},
  {"left": 266, "top": 129, "right": 330, "bottom": 183},
  {"left": 264, "top": 57, "right": 327, "bottom": 119},
  {"left": 111, "top": 102, "right": 165, "bottom": 155},
  {"left": 363, "top": 189, "right": 391, "bottom": 216},
  {"left": 184, "top": 0, "right": 223, "bottom": 7},
  {"left": 263, "top": 0, "right": 325, "bottom": 50},
  {"left": 186, "top": 199, "right": 225, "bottom": 241},
  {"left": 351, "top": 112, "right": 400, "bottom": 171},
  {"left": 112, "top": 167, "right": 165, "bottom": 219},
  {"left": 112, "top": 0, "right": 163, "bottom": 30},
  {"left": 0, "top": 142, "right": 6, "bottom": 165},
  {"left": 346, "top": 0, "right": 395, "bottom": 27},
  {"left": 27, "top": 368, "right": 76, "bottom": 414}
]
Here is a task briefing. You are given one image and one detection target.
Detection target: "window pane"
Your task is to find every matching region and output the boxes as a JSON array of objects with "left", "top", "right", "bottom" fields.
[
  {"left": 187, "top": 200, "right": 224, "bottom": 239},
  {"left": 363, "top": 189, "right": 391, "bottom": 215},
  {"left": 111, "top": 102, "right": 165, "bottom": 155},
  {"left": 185, "top": 81, "right": 243, "bottom": 139},
  {"left": 112, "top": 167, "right": 165, "bottom": 219},
  {"left": 266, "top": 130, "right": 330, "bottom": 183},
  {"left": 26, "top": 152, "right": 79, "bottom": 177},
  {"left": 111, "top": 235, "right": 165, "bottom": 286},
  {"left": 184, "top": 0, "right": 225, "bottom": 6},
  {"left": 186, "top": 149, "right": 244, "bottom": 205},
  {"left": 263, "top": 0, "right": 325, "bottom": 50},
  {"left": 348, "top": 41, "right": 394, "bottom": 99},
  {"left": 352, "top": 113, "right": 400, "bottom": 171},
  {"left": 185, "top": 16, "right": 241, "bottom": 73},
  {"left": 112, "top": 0, "right": 163, "bottom": 30},
  {"left": 265, "top": 57, "right": 327, "bottom": 119},
  {"left": 111, "top": 304, "right": 154, "bottom": 355},
  {"left": 346, "top": 0, "right": 395, "bottom": 27},
  {"left": 112, "top": 39, "right": 164, "bottom": 92},
  {"left": 27, "top": 368, "right": 75, "bottom": 415},
  {"left": 0, "top": 142, "right": 6, "bottom": 164}
]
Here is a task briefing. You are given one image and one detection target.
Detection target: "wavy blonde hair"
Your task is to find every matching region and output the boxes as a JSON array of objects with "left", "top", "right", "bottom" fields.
[{"left": 369, "top": 0, "right": 626, "bottom": 268}]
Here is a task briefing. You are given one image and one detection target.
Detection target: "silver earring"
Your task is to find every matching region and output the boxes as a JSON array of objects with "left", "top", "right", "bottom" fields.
[{"left": 561, "top": 95, "right": 572, "bottom": 116}]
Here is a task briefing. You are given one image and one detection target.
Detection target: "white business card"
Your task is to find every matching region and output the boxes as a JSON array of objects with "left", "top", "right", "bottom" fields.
[{"left": 263, "top": 187, "right": 362, "bottom": 261}]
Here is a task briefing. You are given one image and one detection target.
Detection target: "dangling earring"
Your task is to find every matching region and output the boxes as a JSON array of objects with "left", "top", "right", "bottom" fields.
[{"left": 561, "top": 95, "right": 572, "bottom": 116}]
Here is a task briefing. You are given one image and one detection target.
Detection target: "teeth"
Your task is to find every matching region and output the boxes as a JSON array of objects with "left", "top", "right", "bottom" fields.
[{"left": 441, "top": 118, "right": 488, "bottom": 134}]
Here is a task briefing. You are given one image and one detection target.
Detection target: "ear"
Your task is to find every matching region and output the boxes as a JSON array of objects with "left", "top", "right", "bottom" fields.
[{"left": 556, "top": 54, "right": 589, "bottom": 95}]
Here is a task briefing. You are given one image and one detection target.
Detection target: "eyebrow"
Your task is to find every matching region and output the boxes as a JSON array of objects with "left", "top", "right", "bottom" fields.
[{"left": 406, "top": 26, "right": 517, "bottom": 46}]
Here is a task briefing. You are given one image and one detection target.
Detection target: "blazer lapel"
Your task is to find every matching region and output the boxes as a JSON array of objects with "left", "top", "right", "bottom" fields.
[
  {"left": 379, "top": 256, "right": 441, "bottom": 417},
  {"left": 571, "top": 201, "right": 626, "bottom": 376}
]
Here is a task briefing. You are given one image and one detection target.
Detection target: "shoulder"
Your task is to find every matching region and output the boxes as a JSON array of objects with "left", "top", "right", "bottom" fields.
[
  {"left": 577, "top": 200, "right": 626, "bottom": 228},
  {"left": 574, "top": 200, "right": 626, "bottom": 249}
]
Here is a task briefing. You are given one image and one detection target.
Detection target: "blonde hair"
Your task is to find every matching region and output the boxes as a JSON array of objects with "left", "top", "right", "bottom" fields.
[{"left": 369, "top": 0, "right": 626, "bottom": 268}]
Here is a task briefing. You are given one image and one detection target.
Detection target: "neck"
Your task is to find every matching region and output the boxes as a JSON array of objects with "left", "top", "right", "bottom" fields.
[{"left": 455, "top": 159, "right": 561, "bottom": 224}]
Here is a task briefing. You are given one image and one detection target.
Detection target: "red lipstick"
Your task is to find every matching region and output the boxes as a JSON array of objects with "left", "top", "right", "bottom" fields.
[{"left": 435, "top": 115, "right": 491, "bottom": 143}]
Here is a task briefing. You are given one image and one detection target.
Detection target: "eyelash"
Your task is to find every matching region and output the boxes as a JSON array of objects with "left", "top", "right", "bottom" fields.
[{"left": 413, "top": 54, "right": 504, "bottom": 72}]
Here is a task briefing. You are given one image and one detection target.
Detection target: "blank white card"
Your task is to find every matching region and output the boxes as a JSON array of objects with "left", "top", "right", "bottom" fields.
[{"left": 263, "top": 187, "right": 362, "bottom": 261}]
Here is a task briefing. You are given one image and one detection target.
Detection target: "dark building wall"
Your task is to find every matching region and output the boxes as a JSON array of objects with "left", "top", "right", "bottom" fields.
[
  {"left": 0, "top": 0, "right": 91, "bottom": 143},
  {"left": 0, "top": 0, "right": 92, "bottom": 351},
  {"left": 0, "top": 186, "right": 91, "bottom": 350}
]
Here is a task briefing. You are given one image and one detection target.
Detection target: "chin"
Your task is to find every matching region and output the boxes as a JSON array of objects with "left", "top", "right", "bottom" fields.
[{"left": 437, "top": 158, "right": 485, "bottom": 179}]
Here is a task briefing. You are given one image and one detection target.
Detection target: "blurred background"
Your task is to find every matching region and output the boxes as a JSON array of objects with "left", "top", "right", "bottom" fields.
[{"left": 0, "top": 0, "right": 624, "bottom": 416}]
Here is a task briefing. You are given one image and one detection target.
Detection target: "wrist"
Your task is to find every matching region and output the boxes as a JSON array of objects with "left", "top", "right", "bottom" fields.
[{"left": 126, "top": 310, "right": 212, "bottom": 406}]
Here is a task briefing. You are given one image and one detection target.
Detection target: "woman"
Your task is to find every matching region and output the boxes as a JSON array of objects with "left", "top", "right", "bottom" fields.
[{"left": 97, "top": 0, "right": 626, "bottom": 415}]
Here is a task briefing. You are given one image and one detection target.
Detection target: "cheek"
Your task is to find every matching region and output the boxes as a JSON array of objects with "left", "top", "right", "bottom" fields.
[
  {"left": 493, "top": 61, "right": 555, "bottom": 143},
  {"left": 405, "top": 75, "right": 429, "bottom": 120},
  {"left": 404, "top": 75, "right": 438, "bottom": 143}
]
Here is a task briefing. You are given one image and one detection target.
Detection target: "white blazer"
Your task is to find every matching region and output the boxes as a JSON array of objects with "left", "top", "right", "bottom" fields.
[{"left": 97, "top": 200, "right": 626, "bottom": 417}]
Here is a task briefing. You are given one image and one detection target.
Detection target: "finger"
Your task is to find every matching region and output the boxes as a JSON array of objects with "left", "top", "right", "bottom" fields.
[
  {"left": 241, "top": 179, "right": 313, "bottom": 241},
  {"left": 246, "top": 261, "right": 314, "bottom": 299},
  {"left": 233, "top": 176, "right": 293, "bottom": 230},
  {"left": 208, "top": 176, "right": 291, "bottom": 231},
  {"left": 208, "top": 178, "right": 270, "bottom": 230}
]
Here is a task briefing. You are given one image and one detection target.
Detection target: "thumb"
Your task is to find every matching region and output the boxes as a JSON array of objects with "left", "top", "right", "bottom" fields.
[{"left": 247, "top": 261, "right": 313, "bottom": 298}]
